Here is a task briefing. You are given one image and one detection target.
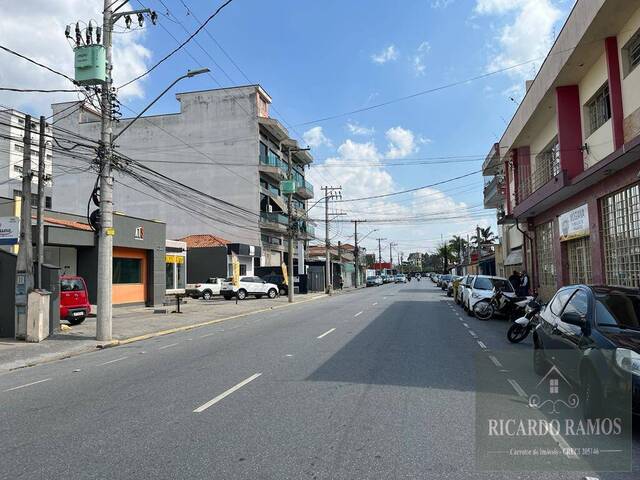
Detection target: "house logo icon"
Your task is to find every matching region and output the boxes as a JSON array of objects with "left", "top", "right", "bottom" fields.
[{"left": 528, "top": 364, "right": 579, "bottom": 415}]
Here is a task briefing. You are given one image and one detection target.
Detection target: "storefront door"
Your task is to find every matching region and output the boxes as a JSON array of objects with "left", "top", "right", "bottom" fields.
[{"left": 567, "top": 237, "right": 592, "bottom": 285}]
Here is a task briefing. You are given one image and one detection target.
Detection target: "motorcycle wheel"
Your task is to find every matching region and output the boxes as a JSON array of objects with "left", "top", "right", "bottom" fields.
[
  {"left": 507, "top": 323, "right": 529, "bottom": 343},
  {"left": 473, "top": 300, "right": 494, "bottom": 320}
]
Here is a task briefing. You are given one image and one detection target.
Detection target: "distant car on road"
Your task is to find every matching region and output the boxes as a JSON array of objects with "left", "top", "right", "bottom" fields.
[
  {"left": 186, "top": 277, "right": 225, "bottom": 300},
  {"left": 261, "top": 274, "right": 288, "bottom": 296},
  {"left": 395, "top": 274, "right": 407, "bottom": 283},
  {"left": 366, "top": 276, "right": 379, "bottom": 287},
  {"left": 533, "top": 285, "right": 640, "bottom": 418},
  {"left": 220, "top": 276, "right": 279, "bottom": 300},
  {"left": 60, "top": 275, "right": 91, "bottom": 325}
]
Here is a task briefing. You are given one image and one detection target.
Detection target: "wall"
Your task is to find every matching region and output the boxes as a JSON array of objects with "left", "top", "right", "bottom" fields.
[
  {"left": 619, "top": 7, "right": 640, "bottom": 141},
  {"left": 186, "top": 246, "right": 228, "bottom": 283},
  {"left": 51, "top": 86, "right": 262, "bottom": 245}
]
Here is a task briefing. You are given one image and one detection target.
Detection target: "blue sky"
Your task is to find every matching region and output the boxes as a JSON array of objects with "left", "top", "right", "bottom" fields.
[{"left": 0, "top": 0, "right": 576, "bottom": 256}]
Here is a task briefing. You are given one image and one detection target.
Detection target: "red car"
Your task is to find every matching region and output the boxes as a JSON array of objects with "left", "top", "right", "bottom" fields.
[{"left": 60, "top": 276, "right": 91, "bottom": 325}]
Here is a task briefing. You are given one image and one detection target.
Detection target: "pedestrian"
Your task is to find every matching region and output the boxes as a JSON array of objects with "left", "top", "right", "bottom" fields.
[
  {"left": 338, "top": 274, "right": 344, "bottom": 290},
  {"left": 508, "top": 270, "right": 521, "bottom": 292},
  {"left": 519, "top": 270, "right": 530, "bottom": 296}
]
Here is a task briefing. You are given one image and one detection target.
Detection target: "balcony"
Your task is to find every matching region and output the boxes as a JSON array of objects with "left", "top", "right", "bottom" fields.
[
  {"left": 259, "top": 153, "right": 287, "bottom": 181},
  {"left": 483, "top": 176, "right": 503, "bottom": 209},
  {"left": 297, "top": 179, "right": 314, "bottom": 199},
  {"left": 260, "top": 211, "right": 288, "bottom": 234},
  {"left": 482, "top": 142, "right": 501, "bottom": 176}
]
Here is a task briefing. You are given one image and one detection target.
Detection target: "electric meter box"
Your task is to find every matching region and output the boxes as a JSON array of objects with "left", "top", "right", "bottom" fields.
[
  {"left": 74, "top": 45, "right": 107, "bottom": 86},
  {"left": 280, "top": 180, "right": 297, "bottom": 194}
]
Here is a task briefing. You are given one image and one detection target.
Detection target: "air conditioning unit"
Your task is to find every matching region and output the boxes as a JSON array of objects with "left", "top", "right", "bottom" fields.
[{"left": 267, "top": 205, "right": 273, "bottom": 213}]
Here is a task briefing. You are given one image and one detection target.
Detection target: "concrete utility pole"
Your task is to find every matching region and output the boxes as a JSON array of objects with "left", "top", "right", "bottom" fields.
[
  {"left": 376, "top": 237, "right": 386, "bottom": 271},
  {"left": 96, "top": 0, "right": 115, "bottom": 342},
  {"left": 321, "top": 186, "right": 343, "bottom": 294},
  {"left": 389, "top": 242, "right": 397, "bottom": 268},
  {"left": 351, "top": 219, "right": 366, "bottom": 288},
  {"left": 15, "top": 115, "right": 33, "bottom": 339},
  {"left": 36, "top": 116, "right": 47, "bottom": 288}
]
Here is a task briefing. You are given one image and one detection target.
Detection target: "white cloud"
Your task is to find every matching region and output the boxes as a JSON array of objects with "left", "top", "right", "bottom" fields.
[
  {"left": 0, "top": 0, "right": 151, "bottom": 115},
  {"left": 371, "top": 44, "right": 399, "bottom": 64},
  {"left": 303, "top": 126, "right": 332, "bottom": 148},
  {"left": 346, "top": 121, "right": 375, "bottom": 136},
  {"left": 431, "top": 0, "right": 455, "bottom": 8},
  {"left": 385, "top": 126, "right": 418, "bottom": 159},
  {"left": 475, "top": 0, "right": 562, "bottom": 97},
  {"left": 412, "top": 41, "right": 431, "bottom": 76}
]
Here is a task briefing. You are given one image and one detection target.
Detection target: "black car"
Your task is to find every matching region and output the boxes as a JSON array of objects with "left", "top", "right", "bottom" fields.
[
  {"left": 261, "top": 274, "right": 288, "bottom": 296},
  {"left": 533, "top": 285, "right": 640, "bottom": 417}
]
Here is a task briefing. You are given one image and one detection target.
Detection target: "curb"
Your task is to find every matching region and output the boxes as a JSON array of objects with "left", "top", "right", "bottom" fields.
[{"left": 3, "top": 293, "right": 328, "bottom": 372}]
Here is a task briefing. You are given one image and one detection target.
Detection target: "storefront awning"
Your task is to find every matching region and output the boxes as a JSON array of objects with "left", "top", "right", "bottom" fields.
[{"left": 504, "top": 250, "right": 523, "bottom": 266}]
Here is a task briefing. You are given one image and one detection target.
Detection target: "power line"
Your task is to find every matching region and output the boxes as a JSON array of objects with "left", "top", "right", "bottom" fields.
[
  {"left": 0, "top": 44, "right": 78, "bottom": 85},
  {"left": 0, "top": 87, "right": 79, "bottom": 93},
  {"left": 118, "top": 0, "right": 236, "bottom": 89}
]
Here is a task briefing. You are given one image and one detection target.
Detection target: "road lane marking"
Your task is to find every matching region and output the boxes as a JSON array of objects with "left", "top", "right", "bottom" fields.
[
  {"left": 468, "top": 330, "right": 477, "bottom": 337},
  {"left": 158, "top": 343, "right": 179, "bottom": 350},
  {"left": 317, "top": 328, "right": 336, "bottom": 339},
  {"left": 201, "top": 332, "right": 216, "bottom": 338},
  {"left": 97, "top": 356, "right": 128, "bottom": 366},
  {"left": 477, "top": 341, "right": 488, "bottom": 349},
  {"left": 372, "top": 302, "right": 378, "bottom": 306},
  {"left": 489, "top": 355, "right": 503, "bottom": 368},
  {"left": 354, "top": 311, "right": 363, "bottom": 317},
  {"left": 507, "top": 379, "right": 527, "bottom": 398},
  {"left": 462, "top": 322, "right": 469, "bottom": 328},
  {"left": 4, "top": 378, "right": 51, "bottom": 392},
  {"left": 193, "top": 373, "right": 262, "bottom": 413}
]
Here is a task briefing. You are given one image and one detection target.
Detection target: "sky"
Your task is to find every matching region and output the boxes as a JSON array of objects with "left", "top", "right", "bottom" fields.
[{"left": 0, "top": 0, "right": 577, "bottom": 259}]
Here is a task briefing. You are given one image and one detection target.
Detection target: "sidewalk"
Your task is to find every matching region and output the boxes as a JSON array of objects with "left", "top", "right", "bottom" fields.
[{"left": 0, "top": 287, "right": 361, "bottom": 373}]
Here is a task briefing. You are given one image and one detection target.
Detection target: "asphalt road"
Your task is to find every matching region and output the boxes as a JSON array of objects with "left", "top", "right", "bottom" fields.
[{"left": 1, "top": 281, "right": 638, "bottom": 479}]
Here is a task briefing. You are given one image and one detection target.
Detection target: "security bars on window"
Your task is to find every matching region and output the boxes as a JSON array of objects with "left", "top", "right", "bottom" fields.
[
  {"left": 601, "top": 183, "right": 640, "bottom": 288},
  {"left": 587, "top": 84, "right": 611, "bottom": 135},
  {"left": 535, "top": 220, "right": 556, "bottom": 300},
  {"left": 567, "top": 236, "right": 592, "bottom": 285}
]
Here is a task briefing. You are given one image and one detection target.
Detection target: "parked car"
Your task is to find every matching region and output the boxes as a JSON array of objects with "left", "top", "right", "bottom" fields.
[
  {"left": 220, "top": 276, "right": 279, "bottom": 300},
  {"left": 533, "top": 285, "right": 640, "bottom": 418},
  {"left": 261, "top": 274, "right": 288, "bottom": 296},
  {"left": 60, "top": 275, "right": 91, "bottom": 325},
  {"left": 375, "top": 275, "right": 383, "bottom": 285},
  {"left": 455, "top": 275, "right": 472, "bottom": 304},
  {"left": 186, "top": 277, "right": 225, "bottom": 300},
  {"left": 395, "top": 274, "right": 407, "bottom": 283},
  {"left": 366, "top": 276, "right": 379, "bottom": 287},
  {"left": 448, "top": 276, "right": 462, "bottom": 297},
  {"left": 462, "top": 275, "right": 515, "bottom": 316},
  {"left": 439, "top": 274, "right": 452, "bottom": 290}
]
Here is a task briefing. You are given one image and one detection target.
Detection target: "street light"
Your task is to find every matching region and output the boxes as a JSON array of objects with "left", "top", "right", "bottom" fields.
[{"left": 113, "top": 68, "right": 210, "bottom": 142}]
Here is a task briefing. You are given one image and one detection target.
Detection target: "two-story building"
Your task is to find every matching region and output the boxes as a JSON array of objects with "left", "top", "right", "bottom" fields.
[{"left": 484, "top": 0, "right": 640, "bottom": 299}]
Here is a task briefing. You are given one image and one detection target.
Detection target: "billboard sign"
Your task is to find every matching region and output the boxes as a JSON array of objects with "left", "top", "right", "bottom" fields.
[{"left": 0, "top": 216, "right": 20, "bottom": 245}]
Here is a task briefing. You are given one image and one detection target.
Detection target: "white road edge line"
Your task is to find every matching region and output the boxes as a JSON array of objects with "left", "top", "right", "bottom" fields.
[
  {"left": 193, "top": 373, "right": 262, "bottom": 413},
  {"left": 354, "top": 311, "right": 363, "bottom": 317},
  {"left": 4, "top": 378, "right": 51, "bottom": 392},
  {"left": 317, "top": 328, "right": 336, "bottom": 339},
  {"left": 507, "top": 378, "right": 527, "bottom": 398},
  {"left": 158, "top": 343, "right": 179, "bottom": 350},
  {"left": 477, "top": 341, "right": 488, "bottom": 349},
  {"left": 97, "top": 356, "right": 128, "bottom": 366}
]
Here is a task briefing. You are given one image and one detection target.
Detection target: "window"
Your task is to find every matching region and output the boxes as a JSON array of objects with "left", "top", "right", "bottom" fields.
[
  {"left": 14, "top": 144, "right": 23, "bottom": 152},
  {"left": 45, "top": 196, "right": 52, "bottom": 209},
  {"left": 586, "top": 84, "right": 611, "bottom": 135},
  {"left": 623, "top": 30, "right": 640, "bottom": 76},
  {"left": 166, "top": 262, "right": 175, "bottom": 289},
  {"left": 61, "top": 278, "right": 85, "bottom": 292},
  {"left": 113, "top": 258, "right": 142, "bottom": 284},
  {"left": 549, "top": 379, "right": 559, "bottom": 395},
  {"left": 567, "top": 237, "right": 592, "bottom": 285},
  {"left": 549, "top": 289, "right": 573, "bottom": 316},
  {"left": 177, "top": 262, "right": 185, "bottom": 288},
  {"left": 259, "top": 142, "right": 268, "bottom": 163},
  {"left": 535, "top": 221, "right": 556, "bottom": 300},
  {"left": 533, "top": 137, "right": 560, "bottom": 191},
  {"left": 595, "top": 291, "right": 640, "bottom": 329},
  {"left": 563, "top": 290, "right": 589, "bottom": 317},
  {"left": 601, "top": 184, "right": 640, "bottom": 288}
]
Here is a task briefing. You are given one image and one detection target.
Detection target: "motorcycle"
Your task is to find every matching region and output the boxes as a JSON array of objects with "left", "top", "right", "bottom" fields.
[
  {"left": 473, "top": 288, "right": 534, "bottom": 321},
  {"left": 507, "top": 298, "right": 543, "bottom": 343}
]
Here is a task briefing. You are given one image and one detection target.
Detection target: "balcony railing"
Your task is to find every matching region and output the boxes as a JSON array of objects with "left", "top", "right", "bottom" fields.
[
  {"left": 260, "top": 211, "right": 288, "bottom": 225},
  {"left": 516, "top": 156, "right": 561, "bottom": 205},
  {"left": 259, "top": 154, "right": 288, "bottom": 174}
]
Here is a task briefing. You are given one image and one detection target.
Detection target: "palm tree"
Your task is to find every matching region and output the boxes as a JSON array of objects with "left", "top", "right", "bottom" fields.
[
  {"left": 436, "top": 243, "right": 456, "bottom": 273},
  {"left": 470, "top": 226, "right": 496, "bottom": 248},
  {"left": 449, "top": 235, "right": 468, "bottom": 263}
]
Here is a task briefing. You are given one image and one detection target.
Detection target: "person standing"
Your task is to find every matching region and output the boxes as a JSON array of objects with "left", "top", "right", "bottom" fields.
[
  {"left": 508, "top": 270, "right": 521, "bottom": 292},
  {"left": 338, "top": 274, "right": 344, "bottom": 290},
  {"left": 519, "top": 270, "right": 530, "bottom": 296}
]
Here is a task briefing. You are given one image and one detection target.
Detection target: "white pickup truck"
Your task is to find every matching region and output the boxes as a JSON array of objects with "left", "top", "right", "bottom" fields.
[{"left": 186, "top": 277, "right": 225, "bottom": 300}]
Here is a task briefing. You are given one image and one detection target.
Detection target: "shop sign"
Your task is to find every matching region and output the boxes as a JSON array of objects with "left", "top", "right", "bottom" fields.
[
  {"left": 559, "top": 204, "right": 589, "bottom": 242},
  {"left": 0, "top": 216, "right": 20, "bottom": 245},
  {"left": 134, "top": 226, "right": 144, "bottom": 240},
  {"left": 165, "top": 255, "right": 184, "bottom": 264}
]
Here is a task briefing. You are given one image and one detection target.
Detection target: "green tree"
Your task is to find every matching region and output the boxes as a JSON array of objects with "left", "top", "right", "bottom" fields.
[
  {"left": 449, "top": 235, "right": 468, "bottom": 263},
  {"left": 436, "top": 243, "right": 456, "bottom": 273},
  {"left": 471, "top": 226, "right": 496, "bottom": 248}
]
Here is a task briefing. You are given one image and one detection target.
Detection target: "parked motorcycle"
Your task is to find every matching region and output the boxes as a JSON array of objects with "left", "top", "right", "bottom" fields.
[
  {"left": 473, "top": 288, "right": 534, "bottom": 321},
  {"left": 507, "top": 298, "right": 543, "bottom": 343}
]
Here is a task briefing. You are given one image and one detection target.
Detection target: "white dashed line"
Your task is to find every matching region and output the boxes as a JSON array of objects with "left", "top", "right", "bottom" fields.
[
  {"left": 97, "top": 356, "right": 128, "bottom": 366},
  {"left": 489, "top": 355, "right": 503, "bottom": 368},
  {"left": 462, "top": 322, "right": 469, "bottom": 328},
  {"left": 477, "top": 341, "right": 488, "bottom": 349},
  {"left": 372, "top": 302, "right": 378, "bottom": 306},
  {"left": 354, "top": 311, "right": 363, "bottom": 317},
  {"left": 468, "top": 330, "right": 477, "bottom": 338},
  {"left": 4, "top": 378, "right": 51, "bottom": 392},
  {"left": 201, "top": 332, "right": 216, "bottom": 338},
  {"left": 158, "top": 343, "right": 179, "bottom": 350},
  {"left": 193, "top": 373, "right": 262, "bottom": 413},
  {"left": 507, "top": 379, "right": 527, "bottom": 398},
  {"left": 317, "top": 328, "right": 336, "bottom": 339}
]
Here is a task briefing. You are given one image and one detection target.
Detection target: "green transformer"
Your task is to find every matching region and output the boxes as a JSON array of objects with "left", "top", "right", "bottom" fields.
[{"left": 74, "top": 45, "right": 107, "bottom": 86}]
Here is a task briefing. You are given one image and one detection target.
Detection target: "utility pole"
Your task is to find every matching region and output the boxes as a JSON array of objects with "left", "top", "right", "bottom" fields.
[
  {"left": 376, "top": 237, "right": 386, "bottom": 275},
  {"left": 351, "top": 220, "right": 366, "bottom": 288},
  {"left": 321, "top": 186, "right": 343, "bottom": 294},
  {"left": 389, "top": 242, "right": 397, "bottom": 270},
  {"left": 36, "top": 116, "right": 47, "bottom": 288},
  {"left": 15, "top": 115, "right": 33, "bottom": 339}
]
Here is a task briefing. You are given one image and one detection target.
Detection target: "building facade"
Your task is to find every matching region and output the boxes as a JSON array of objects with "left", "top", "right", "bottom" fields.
[
  {"left": 0, "top": 109, "right": 53, "bottom": 208},
  {"left": 50, "top": 85, "right": 314, "bottom": 268},
  {"left": 483, "top": 0, "right": 640, "bottom": 300}
]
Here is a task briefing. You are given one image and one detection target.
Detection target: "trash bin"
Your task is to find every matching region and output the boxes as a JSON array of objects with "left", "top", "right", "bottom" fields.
[
  {"left": 26, "top": 290, "right": 51, "bottom": 343},
  {"left": 298, "top": 274, "right": 308, "bottom": 294}
]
